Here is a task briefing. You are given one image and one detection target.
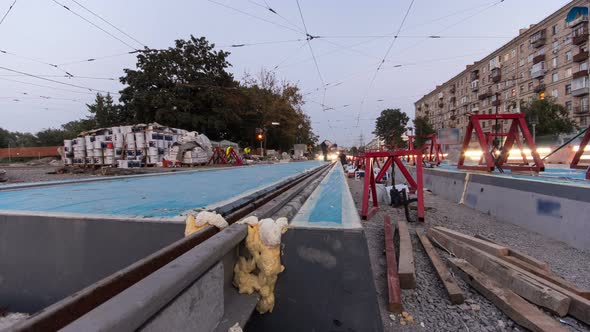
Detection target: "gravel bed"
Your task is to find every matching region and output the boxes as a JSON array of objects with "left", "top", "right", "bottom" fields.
[{"left": 347, "top": 178, "right": 590, "bottom": 332}]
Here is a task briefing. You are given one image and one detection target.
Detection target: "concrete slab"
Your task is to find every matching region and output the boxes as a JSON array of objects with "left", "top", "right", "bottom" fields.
[{"left": 0, "top": 161, "right": 324, "bottom": 218}]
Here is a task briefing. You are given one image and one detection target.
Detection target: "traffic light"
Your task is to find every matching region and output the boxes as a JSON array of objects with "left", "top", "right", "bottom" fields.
[{"left": 255, "top": 128, "right": 264, "bottom": 141}]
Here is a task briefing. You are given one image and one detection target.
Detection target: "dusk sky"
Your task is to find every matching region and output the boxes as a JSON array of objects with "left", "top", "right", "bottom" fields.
[{"left": 0, "top": 0, "right": 573, "bottom": 146}]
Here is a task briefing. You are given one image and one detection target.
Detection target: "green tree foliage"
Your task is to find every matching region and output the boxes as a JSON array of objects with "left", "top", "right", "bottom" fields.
[
  {"left": 522, "top": 98, "right": 576, "bottom": 137},
  {"left": 87, "top": 93, "right": 127, "bottom": 128},
  {"left": 119, "top": 35, "right": 236, "bottom": 137},
  {"left": 349, "top": 146, "right": 358, "bottom": 155},
  {"left": 413, "top": 116, "right": 435, "bottom": 148},
  {"left": 373, "top": 108, "right": 409, "bottom": 147}
]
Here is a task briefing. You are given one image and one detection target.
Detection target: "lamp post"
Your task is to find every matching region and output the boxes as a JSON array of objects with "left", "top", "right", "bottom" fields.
[{"left": 530, "top": 113, "right": 539, "bottom": 144}]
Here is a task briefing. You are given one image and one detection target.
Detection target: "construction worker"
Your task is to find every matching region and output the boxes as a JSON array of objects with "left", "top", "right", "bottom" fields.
[{"left": 244, "top": 147, "right": 251, "bottom": 156}]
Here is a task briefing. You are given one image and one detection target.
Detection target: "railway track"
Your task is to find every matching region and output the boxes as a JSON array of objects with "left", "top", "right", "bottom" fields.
[{"left": 11, "top": 162, "right": 333, "bottom": 332}]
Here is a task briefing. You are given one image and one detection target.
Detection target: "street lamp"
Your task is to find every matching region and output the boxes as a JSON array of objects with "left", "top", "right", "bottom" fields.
[{"left": 529, "top": 113, "right": 539, "bottom": 144}]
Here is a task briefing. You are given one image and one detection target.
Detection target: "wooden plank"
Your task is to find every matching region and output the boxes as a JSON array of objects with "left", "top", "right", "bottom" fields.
[
  {"left": 397, "top": 219, "right": 416, "bottom": 289},
  {"left": 448, "top": 258, "right": 568, "bottom": 332},
  {"left": 416, "top": 229, "right": 464, "bottom": 304},
  {"left": 428, "top": 229, "right": 571, "bottom": 316},
  {"left": 433, "top": 226, "right": 509, "bottom": 256},
  {"left": 384, "top": 215, "right": 403, "bottom": 313},
  {"left": 502, "top": 256, "right": 590, "bottom": 301},
  {"left": 475, "top": 234, "right": 550, "bottom": 271}
]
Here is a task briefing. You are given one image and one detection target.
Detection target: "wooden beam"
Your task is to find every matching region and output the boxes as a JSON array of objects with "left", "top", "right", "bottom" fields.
[
  {"left": 475, "top": 234, "right": 550, "bottom": 271},
  {"left": 501, "top": 256, "right": 590, "bottom": 301},
  {"left": 416, "top": 229, "right": 464, "bottom": 304},
  {"left": 384, "top": 215, "right": 403, "bottom": 313},
  {"left": 448, "top": 258, "right": 568, "bottom": 332},
  {"left": 397, "top": 219, "right": 416, "bottom": 289},
  {"left": 428, "top": 229, "right": 571, "bottom": 316},
  {"left": 433, "top": 227, "right": 509, "bottom": 256}
]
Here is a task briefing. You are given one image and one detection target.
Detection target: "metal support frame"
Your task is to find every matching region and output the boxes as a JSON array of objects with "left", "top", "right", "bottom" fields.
[
  {"left": 208, "top": 147, "right": 243, "bottom": 166},
  {"left": 478, "top": 132, "right": 527, "bottom": 166},
  {"left": 570, "top": 126, "right": 590, "bottom": 180},
  {"left": 457, "top": 114, "right": 544, "bottom": 172},
  {"left": 423, "top": 134, "right": 443, "bottom": 165},
  {"left": 361, "top": 150, "right": 424, "bottom": 222}
]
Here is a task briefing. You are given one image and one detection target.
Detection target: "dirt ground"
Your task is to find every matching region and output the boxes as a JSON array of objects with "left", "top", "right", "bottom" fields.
[{"left": 347, "top": 177, "right": 590, "bottom": 332}]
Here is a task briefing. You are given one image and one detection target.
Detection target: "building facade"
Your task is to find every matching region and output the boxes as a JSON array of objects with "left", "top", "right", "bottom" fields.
[{"left": 415, "top": 0, "right": 590, "bottom": 137}]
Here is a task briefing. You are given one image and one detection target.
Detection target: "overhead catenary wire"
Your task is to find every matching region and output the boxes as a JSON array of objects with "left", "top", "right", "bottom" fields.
[
  {"left": 70, "top": 0, "right": 147, "bottom": 49},
  {"left": 246, "top": 0, "right": 305, "bottom": 34},
  {"left": 0, "top": 0, "right": 17, "bottom": 26},
  {"left": 51, "top": 0, "right": 139, "bottom": 50},
  {"left": 207, "top": 0, "right": 302, "bottom": 35},
  {"left": 57, "top": 50, "right": 141, "bottom": 66},
  {"left": 0, "top": 49, "right": 75, "bottom": 77},
  {"left": 0, "top": 66, "right": 119, "bottom": 94}
]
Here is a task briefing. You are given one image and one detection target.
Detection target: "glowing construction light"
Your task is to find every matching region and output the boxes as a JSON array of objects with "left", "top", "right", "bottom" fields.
[
  {"left": 330, "top": 153, "right": 338, "bottom": 161},
  {"left": 581, "top": 155, "right": 590, "bottom": 160},
  {"left": 573, "top": 145, "right": 590, "bottom": 152}
]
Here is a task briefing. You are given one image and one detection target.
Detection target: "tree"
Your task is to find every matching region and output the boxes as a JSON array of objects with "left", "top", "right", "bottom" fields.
[
  {"left": 349, "top": 146, "right": 358, "bottom": 155},
  {"left": 87, "top": 93, "right": 126, "bottom": 128},
  {"left": 521, "top": 98, "right": 576, "bottom": 137},
  {"left": 119, "top": 35, "right": 237, "bottom": 138},
  {"left": 413, "top": 116, "right": 435, "bottom": 148},
  {"left": 373, "top": 108, "right": 409, "bottom": 147}
]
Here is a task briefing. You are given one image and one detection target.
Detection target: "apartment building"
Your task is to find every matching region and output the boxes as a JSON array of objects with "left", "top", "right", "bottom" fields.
[{"left": 415, "top": 0, "right": 590, "bottom": 137}]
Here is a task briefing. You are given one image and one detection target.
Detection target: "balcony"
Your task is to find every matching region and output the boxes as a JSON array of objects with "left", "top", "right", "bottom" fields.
[
  {"left": 438, "top": 101, "right": 444, "bottom": 108},
  {"left": 574, "top": 51, "right": 589, "bottom": 62},
  {"left": 449, "top": 85, "right": 456, "bottom": 94},
  {"left": 491, "top": 68, "right": 501, "bottom": 83},
  {"left": 534, "top": 83, "right": 545, "bottom": 93},
  {"left": 574, "top": 105, "right": 589, "bottom": 114},
  {"left": 568, "top": 15, "right": 588, "bottom": 28},
  {"left": 471, "top": 80, "right": 479, "bottom": 92},
  {"left": 478, "top": 90, "right": 492, "bottom": 100},
  {"left": 470, "top": 70, "right": 479, "bottom": 81},
  {"left": 572, "top": 87, "right": 589, "bottom": 96},
  {"left": 573, "top": 69, "right": 588, "bottom": 79},
  {"left": 573, "top": 28, "right": 589, "bottom": 45},
  {"left": 531, "top": 68, "right": 545, "bottom": 79},
  {"left": 533, "top": 54, "right": 545, "bottom": 64},
  {"left": 530, "top": 30, "right": 546, "bottom": 48}
]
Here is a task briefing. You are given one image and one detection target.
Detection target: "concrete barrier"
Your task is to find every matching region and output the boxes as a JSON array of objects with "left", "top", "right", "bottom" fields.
[{"left": 395, "top": 167, "right": 590, "bottom": 252}]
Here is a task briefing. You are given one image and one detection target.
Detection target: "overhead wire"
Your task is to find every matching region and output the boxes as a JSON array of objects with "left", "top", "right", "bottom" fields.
[
  {"left": 0, "top": 0, "right": 17, "bottom": 26},
  {"left": 70, "top": 0, "right": 147, "bottom": 49},
  {"left": 0, "top": 49, "right": 75, "bottom": 77},
  {"left": 357, "top": 0, "right": 416, "bottom": 126},
  {"left": 207, "top": 0, "right": 302, "bottom": 35},
  {"left": 246, "top": 0, "right": 305, "bottom": 34},
  {"left": 0, "top": 77, "right": 99, "bottom": 95},
  {"left": 50, "top": 0, "right": 138, "bottom": 50},
  {"left": 57, "top": 50, "right": 141, "bottom": 66},
  {"left": 0, "top": 66, "right": 119, "bottom": 94}
]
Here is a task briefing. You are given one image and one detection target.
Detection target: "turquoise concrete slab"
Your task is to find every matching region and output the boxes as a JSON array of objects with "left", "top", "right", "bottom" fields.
[
  {"left": 292, "top": 162, "right": 361, "bottom": 229},
  {"left": 0, "top": 161, "right": 324, "bottom": 218}
]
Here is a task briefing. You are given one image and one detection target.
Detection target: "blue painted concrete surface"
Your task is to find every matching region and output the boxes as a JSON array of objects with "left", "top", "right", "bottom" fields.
[
  {"left": 292, "top": 162, "right": 361, "bottom": 229},
  {"left": 0, "top": 161, "right": 324, "bottom": 217}
]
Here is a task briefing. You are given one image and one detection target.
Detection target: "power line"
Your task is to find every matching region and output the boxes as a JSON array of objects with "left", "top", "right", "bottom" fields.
[
  {"left": 57, "top": 50, "right": 141, "bottom": 66},
  {"left": 218, "top": 38, "right": 305, "bottom": 48},
  {"left": 0, "top": 0, "right": 17, "bottom": 26},
  {"left": 0, "top": 49, "right": 74, "bottom": 77},
  {"left": 207, "top": 0, "right": 302, "bottom": 35},
  {"left": 0, "top": 66, "right": 119, "bottom": 94},
  {"left": 0, "top": 73, "right": 116, "bottom": 80},
  {"left": 246, "top": 0, "right": 305, "bottom": 34},
  {"left": 70, "top": 0, "right": 147, "bottom": 48},
  {"left": 0, "top": 77, "right": 98, "bottom": 95},
  {"left": 295, "top": 0, "right": 324, "bottom": 85},
  {"left": 358, "top": 0, "right": 416, "bottom": 125},
  {"left": 51, "top": 0, "right": 138, "bottom": 50}
]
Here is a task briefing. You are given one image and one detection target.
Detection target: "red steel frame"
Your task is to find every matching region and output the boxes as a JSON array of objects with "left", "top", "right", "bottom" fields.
[
  {"left": 478, "top": 132, "right": 528, "bottom": 166},
  {"left": 458, "top": 114, "right": 544, "bottom": 172},
  {"left": 406, "top": 135, "right": 416, "bottom": 164},
  {"left": 570, "top": 126, "right": 590, "bottom": 180},
  {"left": 423, "top": 134, "right": 443, "bottom": 165},
  {"left": 208, "top": 147, "right": 243, "bottom": 166},
  {"left": 361, "top": 150, "right": 424, "bottom": 222}
]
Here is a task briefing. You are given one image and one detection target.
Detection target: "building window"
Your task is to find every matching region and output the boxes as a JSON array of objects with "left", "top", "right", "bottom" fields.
[
  {"left": 519, "top": 58, "right": 525, "bottom": 66},
  {"left": 511, "top": 88, "right": 516, "bottom": 97},
  {"left": 528, "top": 54, "right": 533, "bottom": 63},
  {"left": 552, "top": 24, "right": 558, "bottom": 35},
  {"left": 553, "top": 41, "right": 559, "bottom": 51},
  {"left": 581, "top": 62, "right": 588, "bottom": 71},
  {"left": 566, "top": 67, "right": 572, "bottom": 77},
  {"left": 520, "top": 84, "right": 525, "bottom": 93},
  {"left": 520, "top": 43, "right": 524, "bottom": 52},
  {"left": 528, "top": 81, "right": 534, "bottom": 90},
  {"left": 566, "top": 51, "right": 573, "bottom": 61},
  {"left": 552, "top": 89, "right": 558, "bottom": 97},
  {"left": 566, "top": 84, "right": 572, "bottom": 95},
  {"left": 552, "top": 57, "right": 558, "bottom": 68},
  {"left": 566, "top": 101, "right": 572, "bottom": 112},
  {"left": 511, "top": 49, "right": 516, "bottom": 58},
  {"left": 552, "top": 72, "right": 559, "bottom": 82}
]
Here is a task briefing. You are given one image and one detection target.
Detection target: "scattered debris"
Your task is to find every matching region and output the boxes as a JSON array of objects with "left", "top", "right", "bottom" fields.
[
  {"left": 228, "top": 322, "right": 243, "bottom": 332},
  {"left": 184, "top": 210, "right": 228, "bottom": 236},
  {"left": 0, "top": 169, "right": 6, "bottom": 182}
]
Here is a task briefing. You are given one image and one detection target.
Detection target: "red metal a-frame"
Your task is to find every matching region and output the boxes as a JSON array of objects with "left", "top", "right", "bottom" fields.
[
  {"left": 423, "top": 134, "right": 443, "bottom": 165},
  {"left": 406, "top": 135, "right": 416, "bottom": 164},
  {"left": 208, "top": 147, "right": 243, "bottom": 166},
  {"left": 570, "top": 126, "right": 590, "bottom": 180},
  {"left": 458, "top": 114, "right": 544, "bottom": 172},
  {"left": 361, "top": 150, "right": 424, "bottom": 221},
  {"left": 478, "top": 132, "right": 528, "bottom": 166}
]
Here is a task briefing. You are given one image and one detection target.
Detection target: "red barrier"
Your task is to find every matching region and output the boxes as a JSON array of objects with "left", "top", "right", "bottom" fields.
[
  {"left": 570, "top": 126, "right": 590, "bottom": 180},
  {"left": 0, "top": 146, "right": 61, "bottom": 158}
]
